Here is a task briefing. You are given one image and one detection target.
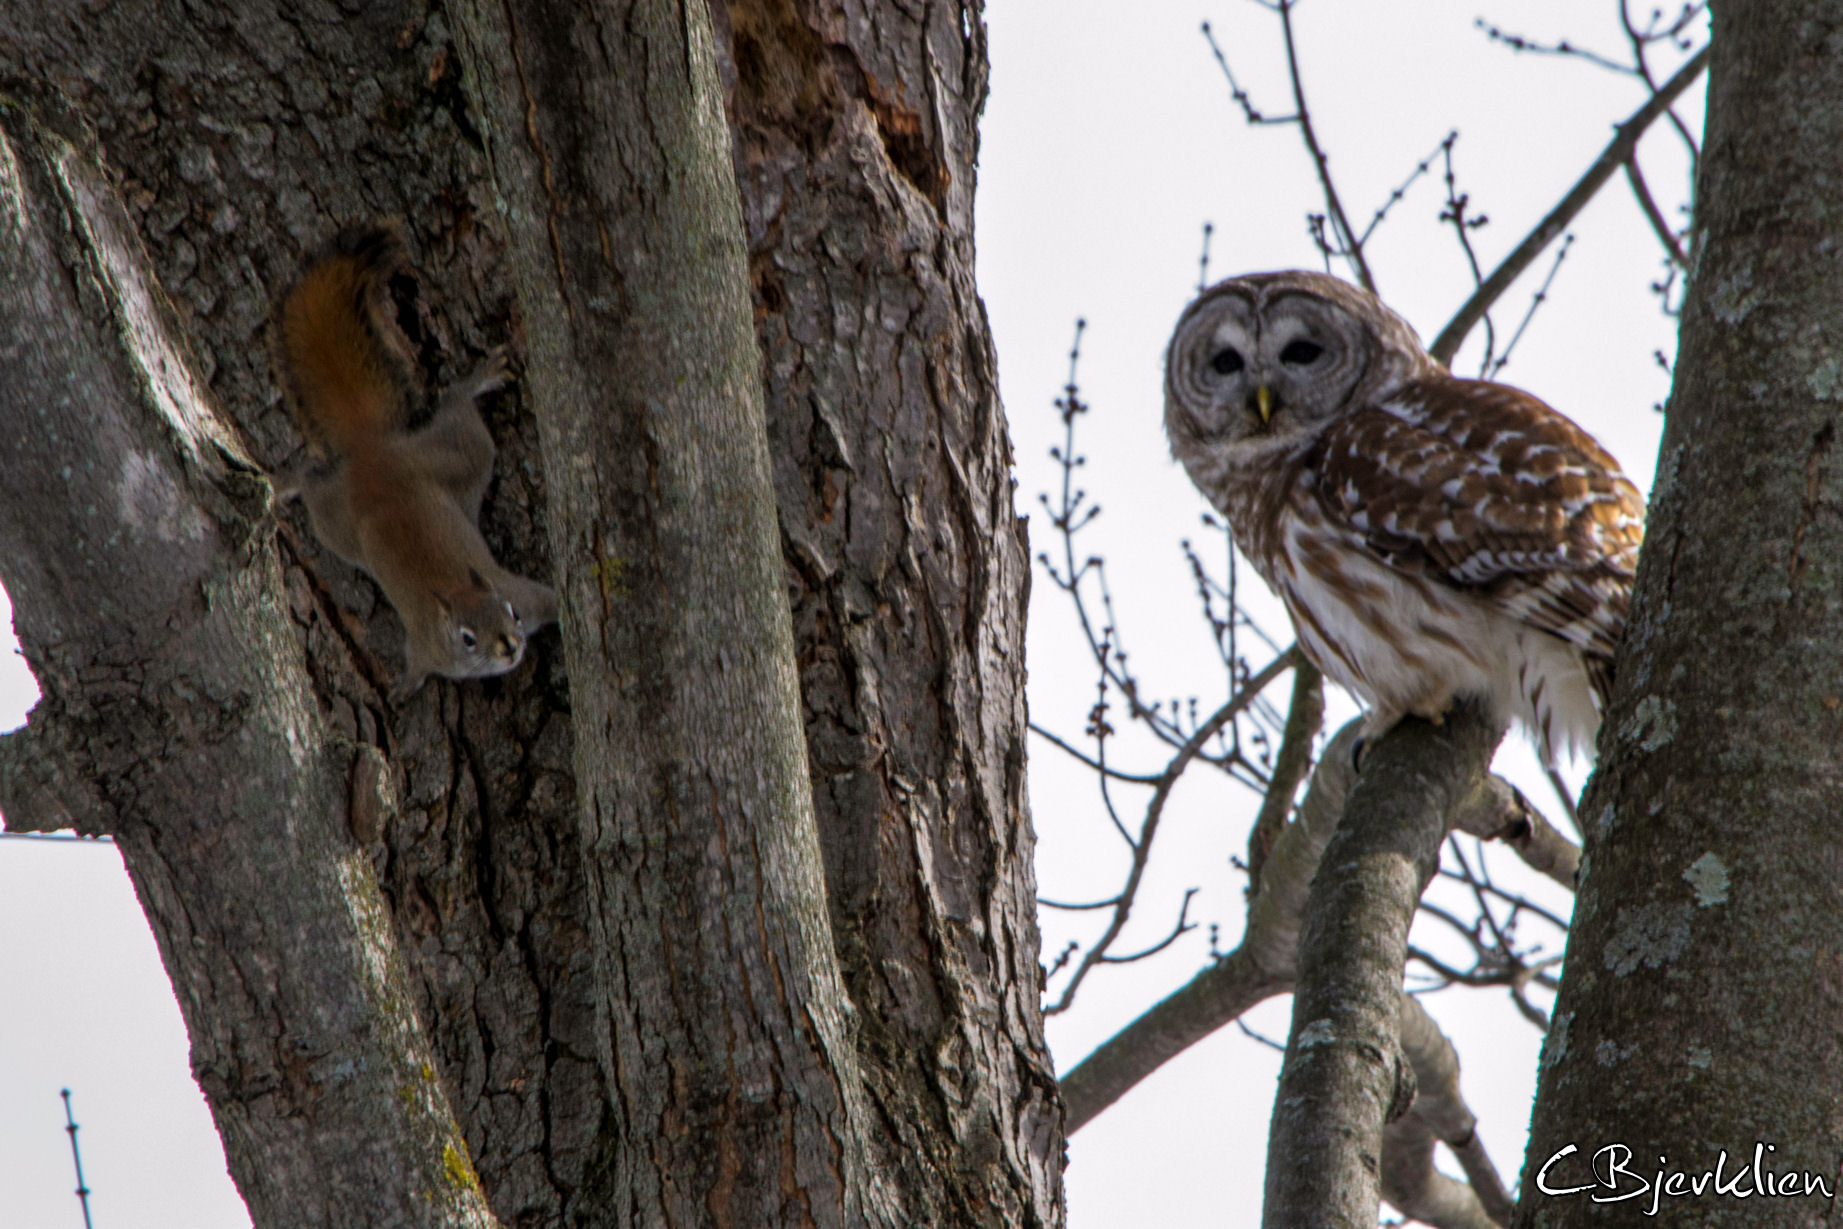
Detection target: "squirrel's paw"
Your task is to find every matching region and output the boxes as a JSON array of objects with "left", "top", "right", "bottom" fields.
[
  {"left": 463, "top": 346, "right": 514, "bottom": 401},
  {"left": 268, "top": 462, "right": 310, "bottom": 504}
]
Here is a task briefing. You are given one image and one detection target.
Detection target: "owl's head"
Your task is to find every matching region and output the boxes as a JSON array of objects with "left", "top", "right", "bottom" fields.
[{"left": 1164, "top": 271, "right": 1435, "bottom": 466}]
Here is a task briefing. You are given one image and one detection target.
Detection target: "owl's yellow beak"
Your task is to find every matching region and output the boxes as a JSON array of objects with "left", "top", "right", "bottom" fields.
[{"left": 1256, "top": 384, "right": 1274, "bottom": 423}]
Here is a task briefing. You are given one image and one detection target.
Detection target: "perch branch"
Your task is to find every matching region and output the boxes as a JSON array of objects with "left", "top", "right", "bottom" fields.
[
  {"left": 1261, "top": 701, "right": 1504, "bottom": 1228},
  {"left": 1379, "top": 992, "right": 1514, "bottom": 1228}
]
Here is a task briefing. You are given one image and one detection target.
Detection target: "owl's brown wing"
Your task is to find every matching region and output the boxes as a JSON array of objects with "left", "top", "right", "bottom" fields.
[{"left": 1315, "top": 377, "right": 1644, "bottom": 666}]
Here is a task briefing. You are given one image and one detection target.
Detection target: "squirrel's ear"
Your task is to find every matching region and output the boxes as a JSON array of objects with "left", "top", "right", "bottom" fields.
[{"left": 468, "top": 566, "right": 488, "bottom": 591}]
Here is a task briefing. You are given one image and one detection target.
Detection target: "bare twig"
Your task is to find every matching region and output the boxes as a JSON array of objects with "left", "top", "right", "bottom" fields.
[
  {"left": 1027, "top": 722, "right": 1165, "bottom": 784},
  {"left": 1417, "top": 893, "right": 1567, "bottom": 972},
  {"left": 1474, "top": 19, "right": 1637, "bottom": 76},
  {"left": 1360, "top": 132, "right": 1456, "bottom": 246},
  {"left": 1099, "top": 888, "right": 1199, "bottom": 963},
  {"left": 1238, "top": 1017, "right": 1288, "bottom": 1052},
  {"left": 1621, "top": 2, "right": 1708, "bottom": 165},
  {"left": 1057, "top": 722, "right": 1365, "bottom": 1131},
  {"left": 1438, "top": 140, "right": 1498, "bottom": 372},
  {"left": 1276, "top": 0, "right": 1374, "bottom": 292},
  {"left": 62, "top": 1090, "right": 95, "bottom": 1229},
  {"left": 1543, "top": 765, "right": 1583, "bottom": 833},
  {"left": 1202, "top": 21, "right": 1298, "bottom": 126},
  {"left": 1040, "top": 894, "right": 1122, "bottom": 912},
  {"left": 1429, "top": 44, "right": 1710, "bottom": 365},
  {"left": 1201, "top": 6, "right": 1376, "bottom": 292},
  {"left": 1624, "top": 155, "right": 1689, "bottom": 268},
  {"left": 1038, "top": 319, "right": 1274, "bottom": 767},
  {"left": 1486, "top": 233, "right": 1574, "bottom": 378},
  {"left": 1431, "top": 871, "right": 1571, "bottom": 935},
  {"left": 1245, "top": 662, "right": 1324, "bottom": 895},
  {"left": 1045, "top": 648, "right": 1300, "bottom": 1014}
]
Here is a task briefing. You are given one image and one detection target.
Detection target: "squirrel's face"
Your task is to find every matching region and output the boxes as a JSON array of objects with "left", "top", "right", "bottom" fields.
[{"left": 443, "top": 586, "right": 529, "bottom": 679}]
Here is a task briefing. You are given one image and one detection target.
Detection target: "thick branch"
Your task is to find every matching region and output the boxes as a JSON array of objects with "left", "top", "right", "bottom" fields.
[
  {"left": 1379, "top": 993, "right": 1512, "bottom": 1229},
  {"left": 1429, "top": 46, "right": 1709, "bottom": 364},
  {"left": 1449, "top": 774, "right": 1580, "bottom": 888},
  {"left": 0, "top": 713, "right": 104, "bottom": 835},
  {"left": 1059, "top": 722, "right": 1362, "bottom": 1130},
  {"left": 1262, "top": 703, "right": 1504, "bottom": 1229}
]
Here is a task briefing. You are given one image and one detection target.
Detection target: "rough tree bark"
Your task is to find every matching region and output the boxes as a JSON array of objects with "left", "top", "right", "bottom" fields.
[
  {"left": 0, "top": 2, "right": 1061, "bottom": 1226},
  {"left": 715, "top": 4, "right": 1062, "bottom": 1220},
  {"left": 0, "top": 108, "right": 498, "bottom": 1229},
  {"left": 1520, "top": 3, "right": 1843, "bottom": 1221},
  {"left": 447, "top": 1, "right": 895, "bottom": 1221}
]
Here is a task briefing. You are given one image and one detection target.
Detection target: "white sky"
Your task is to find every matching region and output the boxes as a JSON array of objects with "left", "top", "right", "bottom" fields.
[{"left": 0, "top": 3, "right": 1697, "bottom": 1225}]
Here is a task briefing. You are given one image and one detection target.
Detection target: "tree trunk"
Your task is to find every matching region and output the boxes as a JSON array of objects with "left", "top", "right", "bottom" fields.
[
  {"left": 0, "top": 1, "right": 1062, "bottom": 1226},
  {"left": 1520, "top": 3, "right": 1843, "bottom": 1220},
  {"left": 447, "top": 1, "right": 896, "bottom": 1222},
  {"left": 0, "top": 107, "right": 498, "bottom": 1229},
  {"left": 717, "top": 2, "right": 1063, "bottom": 1221}
]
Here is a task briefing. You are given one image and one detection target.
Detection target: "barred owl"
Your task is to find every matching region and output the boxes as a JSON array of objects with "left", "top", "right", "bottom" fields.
[{"left": 1163, "top": 271, "right": 1643, "bottom": 765}]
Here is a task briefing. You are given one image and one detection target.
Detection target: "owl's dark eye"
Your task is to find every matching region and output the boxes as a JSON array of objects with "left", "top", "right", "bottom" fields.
[
  {"left": 1280, "top": 339, "right": 1324, "bottom": 365},
  {"left": 1210, "top": 347, "right": 1245, "bottom": 375}
]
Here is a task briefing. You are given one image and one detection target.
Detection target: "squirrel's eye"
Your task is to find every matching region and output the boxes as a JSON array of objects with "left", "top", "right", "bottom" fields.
[
  {"left": 1210, "top": 347, "right": 1244, "bottom": 376},
  {"left": 1280, "top": 339, "right": 1324, "bottom": 365},
  {"left": 459, "top": 628, "right": 478, "bottom": 649},
  {"left": 505, "top": 600, "right": 519, "bottom": 624}
]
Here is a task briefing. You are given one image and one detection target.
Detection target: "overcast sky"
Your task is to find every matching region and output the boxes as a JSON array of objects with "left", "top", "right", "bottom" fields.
[{"left": 0, "top": 3, "right": 1700, "bottom": 1225}]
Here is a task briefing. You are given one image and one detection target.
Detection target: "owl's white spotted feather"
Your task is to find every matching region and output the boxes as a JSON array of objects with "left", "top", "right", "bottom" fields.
[
  {"left": 1163, "top": 270, "right": 1644, "bottom": 764},
  {"left": 1318, "top": 379, "right": 1643, "bottom": 666}
]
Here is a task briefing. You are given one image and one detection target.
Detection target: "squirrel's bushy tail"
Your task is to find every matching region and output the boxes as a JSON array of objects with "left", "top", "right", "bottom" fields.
[{"left": 276, "top": 228, "right": 419, "bottom": 454}]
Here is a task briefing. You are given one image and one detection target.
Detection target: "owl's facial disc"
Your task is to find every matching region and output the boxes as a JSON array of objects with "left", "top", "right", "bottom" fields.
[
  {"left": 1199, "top": 299, "right": 1353, "bottom": 438},
  {"left": 1164, "top": 277, "right": 1380, "bottom": 470},
  {"left": 1260, "top": 298, "right": 1363, "bottom": 433}
]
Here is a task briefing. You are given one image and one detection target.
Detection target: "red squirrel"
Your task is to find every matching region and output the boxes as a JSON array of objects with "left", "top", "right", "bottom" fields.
[{"left": 272, "top": 229, "right": 555, "bottom": 699}]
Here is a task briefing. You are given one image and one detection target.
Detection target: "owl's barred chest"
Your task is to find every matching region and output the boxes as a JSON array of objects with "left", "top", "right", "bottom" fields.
[
  {"left": 1210, "top": 454, "right": 1599, "bottom": 763},
  {"left": 1218, "top": 458, "right": 1492, "bottom": 710},
  {"left": 1214, "top": 457, "right": 1338, "bottom": 590}
]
